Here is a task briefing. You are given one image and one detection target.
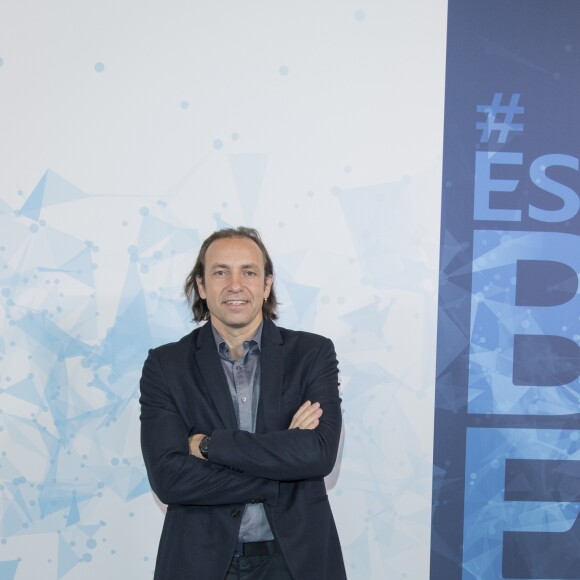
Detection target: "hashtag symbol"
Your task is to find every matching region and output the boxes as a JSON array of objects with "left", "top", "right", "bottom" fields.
[{"left": 476, "top": 93, "right": 524, "bottom": 143}]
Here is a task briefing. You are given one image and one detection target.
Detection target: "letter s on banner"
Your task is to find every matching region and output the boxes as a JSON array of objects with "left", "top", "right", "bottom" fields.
[{"left": 529, "top": 154, "right": 580, "bottom": 223}]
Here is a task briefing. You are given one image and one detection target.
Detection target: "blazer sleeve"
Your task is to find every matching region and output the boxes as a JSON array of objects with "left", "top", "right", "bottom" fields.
[
  {"left": 140, "top": 348, "right": 279, "bottom": 506},
  {"left": 208, "top": 337, "right": 342, "bottom": 481}
]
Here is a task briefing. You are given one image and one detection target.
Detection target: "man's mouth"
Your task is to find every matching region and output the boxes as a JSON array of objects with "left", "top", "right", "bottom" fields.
[{"left": 224, "top": 300, "right": 248, "bottom": 305}]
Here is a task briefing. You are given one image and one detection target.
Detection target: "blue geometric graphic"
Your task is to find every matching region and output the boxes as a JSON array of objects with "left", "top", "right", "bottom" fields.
[{"left": 1, "top": 170, "right": 195, "bottom": 578}]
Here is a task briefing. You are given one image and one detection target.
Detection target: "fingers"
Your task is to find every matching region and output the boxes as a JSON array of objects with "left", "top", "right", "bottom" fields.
[
  {"left": 292, "top": 401, "right": 314, "bottom": 424},
  {"left": 288, "top": 401, "right": 323, "bottom": 430},
  {"left": 289, "top": 401, "right": 314, "bottom": 428}
]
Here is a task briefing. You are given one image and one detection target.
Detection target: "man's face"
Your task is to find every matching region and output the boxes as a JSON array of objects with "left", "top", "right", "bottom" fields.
[{"left": 196, "top": 237, "right": 273, "bottom": 337}]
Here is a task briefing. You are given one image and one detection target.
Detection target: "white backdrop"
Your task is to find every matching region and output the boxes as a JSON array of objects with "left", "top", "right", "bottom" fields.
[{"left": 0, "top": 1, "right": 447, "bottom": 578}]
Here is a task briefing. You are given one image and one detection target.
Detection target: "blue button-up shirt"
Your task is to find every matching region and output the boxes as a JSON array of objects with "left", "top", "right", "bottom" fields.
[{"left": 212, "top": 323, "right": 274, "bottom": 543}]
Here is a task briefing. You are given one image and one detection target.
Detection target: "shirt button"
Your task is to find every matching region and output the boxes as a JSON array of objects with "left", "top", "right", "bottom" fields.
[
  {"left": 241, "top": 396, "right": 247, "bottom": 403},
  {"left": 235, "top": 366, "right": 242, "bottom": 370}
]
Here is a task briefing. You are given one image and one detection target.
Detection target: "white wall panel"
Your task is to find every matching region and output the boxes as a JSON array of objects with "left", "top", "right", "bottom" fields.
[{"left": 0, "top": 2, "right": 447, "bottom": 578}]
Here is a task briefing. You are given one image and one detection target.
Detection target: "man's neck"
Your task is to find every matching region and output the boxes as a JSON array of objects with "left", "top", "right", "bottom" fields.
[{"left": 211, "top": 317, "right": 263, "bottom": 360}]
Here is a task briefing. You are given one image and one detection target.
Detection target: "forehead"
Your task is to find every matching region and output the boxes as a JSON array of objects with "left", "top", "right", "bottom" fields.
[{"left": 204, "top": 236, "right": 265, "bottom": 266}]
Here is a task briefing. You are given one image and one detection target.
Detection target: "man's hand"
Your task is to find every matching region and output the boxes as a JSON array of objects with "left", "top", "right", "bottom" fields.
[
  {"left": 288, "top": 401, "right": 323, "bottom": 430},
  {"left": 189, "top": 433, "right": 208, "bottom": 459}
]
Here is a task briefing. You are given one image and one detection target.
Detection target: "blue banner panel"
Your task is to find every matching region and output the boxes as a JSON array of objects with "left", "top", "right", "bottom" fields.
[{"left": 431, "top": 2, "right": 580, "bottom": 579}]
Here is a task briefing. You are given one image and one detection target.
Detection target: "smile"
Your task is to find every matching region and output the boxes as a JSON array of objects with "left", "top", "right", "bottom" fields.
[{"left": 224, "top": 300, "right": 248, "bottom": 305}]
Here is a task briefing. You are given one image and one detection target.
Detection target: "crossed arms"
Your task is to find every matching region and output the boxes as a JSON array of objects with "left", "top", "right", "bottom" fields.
[
  {"left": 189, "top": 399, "right": 323, "bottom": 457},
  {"left": 139, "top": 337, "right": 342, "bottom": 506}
]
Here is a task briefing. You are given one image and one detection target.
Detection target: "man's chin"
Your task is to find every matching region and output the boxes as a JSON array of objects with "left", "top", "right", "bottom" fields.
[
  {"left": 226, "top": 321, "right": 250, "bottom": 329},
  {"left": 211, "top": 313, "right": 262, "bottom": 332}
]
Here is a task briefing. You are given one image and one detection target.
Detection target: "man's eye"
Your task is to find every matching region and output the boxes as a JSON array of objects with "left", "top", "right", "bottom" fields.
[
  {"left": 214, "top": 271, "right": 227, "bottom": 277},
  {"left": 244, "top": 271, "right": 257, "bottom": 277}
]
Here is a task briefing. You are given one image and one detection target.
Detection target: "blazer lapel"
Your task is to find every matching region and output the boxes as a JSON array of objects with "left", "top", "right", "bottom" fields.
[
  {"left": 192, "top": 323, "right": 238, "bottom": 430},
  {"left": 256, "top": 320, "right": 284, "bottom": 433}
]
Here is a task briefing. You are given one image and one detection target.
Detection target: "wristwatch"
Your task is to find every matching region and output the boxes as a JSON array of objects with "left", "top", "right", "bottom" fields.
[{"left": 199, "top": 436, "right": 211, "bottom": 459}]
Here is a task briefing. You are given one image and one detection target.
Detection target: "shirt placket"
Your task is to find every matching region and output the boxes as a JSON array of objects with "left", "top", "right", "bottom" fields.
[{"left": 233, "top": 356, "right": 252, "bottom": 432}]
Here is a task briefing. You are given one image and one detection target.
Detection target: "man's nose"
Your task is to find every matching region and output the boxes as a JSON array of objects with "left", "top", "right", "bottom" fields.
[{"left": 227, "top": 272, "right": 242, "bottom": 290}]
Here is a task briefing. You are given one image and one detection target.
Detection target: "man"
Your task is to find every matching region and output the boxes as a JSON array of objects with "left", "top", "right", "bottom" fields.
[{"left": 140, "top": 226, "right": 346, "bottom": 580}]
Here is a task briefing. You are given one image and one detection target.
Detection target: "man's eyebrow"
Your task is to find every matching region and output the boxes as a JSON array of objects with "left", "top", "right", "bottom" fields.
[{"left": 208, "top": 263, "right": 261, "bottom": 270}]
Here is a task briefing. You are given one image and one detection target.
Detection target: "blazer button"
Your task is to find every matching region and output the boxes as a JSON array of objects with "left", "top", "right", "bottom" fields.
[{"left": 231, "top": 507, "right": 241, "bottom": 518}]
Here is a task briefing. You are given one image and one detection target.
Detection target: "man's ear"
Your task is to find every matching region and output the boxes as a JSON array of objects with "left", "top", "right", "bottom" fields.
[
  {"left": 196, "top": 275, "right": 206, "bottom": 299},
  {"left": 264, "top": 275, "right": 273, "bottom": 298}
]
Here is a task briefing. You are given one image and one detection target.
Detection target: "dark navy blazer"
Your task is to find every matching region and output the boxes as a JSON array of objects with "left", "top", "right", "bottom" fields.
[{"left": 140, "top": 319, "right": 346, "bottom": 580}]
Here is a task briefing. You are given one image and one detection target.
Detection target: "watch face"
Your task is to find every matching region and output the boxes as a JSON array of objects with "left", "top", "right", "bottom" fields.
[{"left": 200, "top": 436, "right": 210, "bottom": 457}]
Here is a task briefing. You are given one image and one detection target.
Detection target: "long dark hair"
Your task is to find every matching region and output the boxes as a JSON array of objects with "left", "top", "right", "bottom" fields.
[{"left": 184, "top": 227, "right": 279, "bottom": 322}]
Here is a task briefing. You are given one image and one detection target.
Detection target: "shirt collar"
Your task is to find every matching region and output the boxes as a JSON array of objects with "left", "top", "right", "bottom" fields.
[{"left": 211, "top": 321, "right": 263, "bottom": 358}]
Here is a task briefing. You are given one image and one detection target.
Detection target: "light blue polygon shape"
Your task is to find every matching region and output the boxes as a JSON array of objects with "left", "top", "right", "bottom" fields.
[
  {"left": 283, "top": 281, "right": 319, "bottom": 321},
  {"left": 91, "top": 465, "right": 147, "bottom": 501},
  {"left": 163, "top": 227, "right": 199, "bottom": 253},
  {"left": 213, "top": 213, "right": 233, "bottom": 230},
  {"left": 100, "top": 268, "right": 152, "bottom": 375},
  {"left": 344, "top": 530, "right": 372, "bottom": 580},
  {"left": 337, "top": 182, "right": 400, "bottom": 255},
  {"left": 39, "top": 479, "right": 74, "bottom": 519},
  {"left": 57, "top": 533, "right": 79, "bottom": 579},
  {"left": 137, "top": 224, "right": 200, "bottom": 275},
  {"left": 54, "top": 406, "right": 109, "bottom": 446},
  {"left": 1, "top": 414, "right": 49, "bottom": 462},
  {"left": 39, "top": 245, "right": 95, "bottom": 288},
  {"left": 68, "top": 298, "right": 99, "bottom": 339},
  {"left": 66, "top": 493, "right": 80, "bottom": 526},
  {"left": 228, "top": 153, "right": 268, "bottom": 223},
  {"left": 147, "top": 296, "right": 191, "bottom": 345},
  {"left": 16, "top": 312, "right": 91, "bottom": 360},
  {"left": 126, "top": 474, "right": 150, "bottom": 499},
  {"left": 58, "top": 246, "right": 95, "bottom": 288},
  {"left": 20, "top": 174, "right": 48, "bottom": 221},
  {"left": 0, "top": 199, "right": 13, "bottom": 215},
  {"left": 340, "top": 301, "right": 390, "bottom": 336},
  {"left": 36, "top": 424, "right": 60, "bottom": 461},
  {"left": 337, "top": 180, "right": 429, "bottom": 289},
  {"left": 121, "top": 469, "right": 150, "bottom": 500},
  {"left": 113, "top": 262, "right": 145, "bottom": 318},
  {"left": 78, "top": 523, "right": 101, "bottom": 538},
  {"left": 276, "top": 250, "right": 309, "bottom": 277},
  {"left": 0, "top": 560, "right": 19, "bottom": 580},
  {"left": 5, "top": 377, "right": 43, "bottom": 406},
  {"left": 20, "top": 170, "right": 87, "bottom": 221},
  {"left": 1, "top": 500, "right": 26, "bottom": 536},
  {"left": 2, "top": 469, "right": 33, "bottom": 523},
  {"left": 138, "top": 214, "right": 178, "bottom": 253},
  {"left": 339, "top": 361, "right": 393, "bottom": 402}
]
